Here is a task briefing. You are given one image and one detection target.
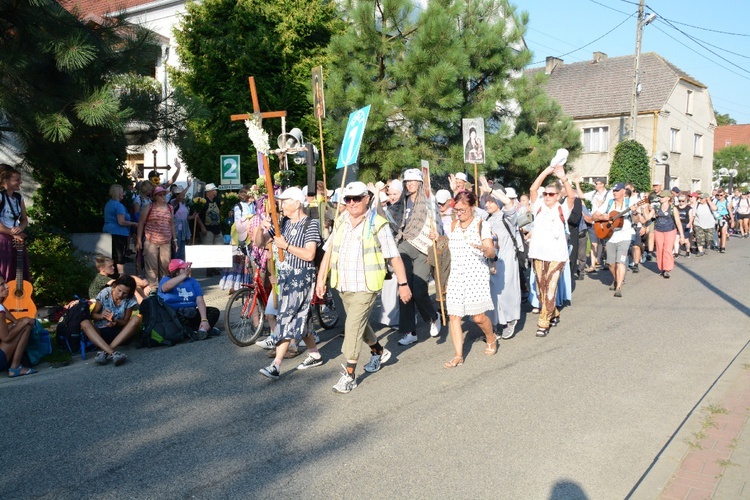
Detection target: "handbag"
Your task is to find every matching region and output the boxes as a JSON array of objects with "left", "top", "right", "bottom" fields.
[{"left": 517, "top": 211, "right": 534, "bottom": 228}]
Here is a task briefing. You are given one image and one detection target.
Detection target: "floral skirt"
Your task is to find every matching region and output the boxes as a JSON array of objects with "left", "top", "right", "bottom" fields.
[
  {"left": 270, "top": 266, "right": 316, "bottom": 343},
  {"left": 220, "top": 246, "right": 252, "bottom": 291}
]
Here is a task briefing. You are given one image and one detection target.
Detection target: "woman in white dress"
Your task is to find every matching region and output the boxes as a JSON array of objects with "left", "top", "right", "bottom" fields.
[{"left": 443, "top": 191, "right": 497, "bottom": 368}]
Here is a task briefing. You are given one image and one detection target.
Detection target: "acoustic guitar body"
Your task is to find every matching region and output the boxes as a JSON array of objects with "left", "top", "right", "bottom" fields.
[{"left": 3, "top": 280, "right": 37, "bottom": 319}]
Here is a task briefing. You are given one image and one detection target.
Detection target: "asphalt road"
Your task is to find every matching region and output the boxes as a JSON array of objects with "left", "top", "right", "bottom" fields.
[{"left": 2, "top": 239, "right": 749, "bottom": 499}]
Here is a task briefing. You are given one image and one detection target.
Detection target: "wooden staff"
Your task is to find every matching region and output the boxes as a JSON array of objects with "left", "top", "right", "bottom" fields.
[
  {"left": 191, "top": 215, "right": 198, "bottom": 245},
  {"left": 474, "top": 164, "right": 479, "bottom": 197},
  {"left": 318, "top": 116, "right": 327, "bottom": 191},
  {"left": 430, "top": 218, "right": 446, "bottom": 326}
]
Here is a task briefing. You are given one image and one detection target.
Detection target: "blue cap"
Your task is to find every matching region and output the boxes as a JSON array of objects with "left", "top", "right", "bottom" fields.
[{"left": 612, "top": 182, "right": 625, "bottom": 191}]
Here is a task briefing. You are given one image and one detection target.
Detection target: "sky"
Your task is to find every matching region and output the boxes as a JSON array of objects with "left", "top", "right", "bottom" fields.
[{"left": 520, "top": 0, "right": 750, "bottom": 124}]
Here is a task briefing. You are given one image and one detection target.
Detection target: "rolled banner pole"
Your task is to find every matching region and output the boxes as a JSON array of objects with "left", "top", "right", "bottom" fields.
[
  {"left": 318, "top": 116, "right": 327, "bottom": 191},
  {"left": 191, "top": 215, "right": 198, "bottom": 245},
  {"left": 474, "top": 164, "right": 479, "bottom": 197},
  {"left": 319, "top": 164, "right": 349, "bottom": 283}
]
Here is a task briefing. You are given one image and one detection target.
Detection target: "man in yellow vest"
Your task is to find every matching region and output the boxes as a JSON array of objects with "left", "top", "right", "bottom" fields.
[{"left": 316, "top": 181, "right": 412, "bottom": 394}]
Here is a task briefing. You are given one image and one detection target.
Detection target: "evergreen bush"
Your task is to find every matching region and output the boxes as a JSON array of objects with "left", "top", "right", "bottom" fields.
[{"left": 608, "top": 140, "right": 651, "bottom": 193}]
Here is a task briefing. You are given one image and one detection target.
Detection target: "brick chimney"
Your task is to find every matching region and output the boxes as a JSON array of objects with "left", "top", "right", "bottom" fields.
[
  {"left": 545, "top": 56, "right": 563, "bottom": 75},
  {"left": 593, "top": 51, "right": 607, "bottom": 63}
]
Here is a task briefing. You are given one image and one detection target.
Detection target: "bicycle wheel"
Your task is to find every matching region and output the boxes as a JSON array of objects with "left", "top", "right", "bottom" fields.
[
  {"left": 315, "top": 291, "right": 340, "bottom": 330},
  {"left": 225, "top": 287, "right": 268, "bottom": 346}
]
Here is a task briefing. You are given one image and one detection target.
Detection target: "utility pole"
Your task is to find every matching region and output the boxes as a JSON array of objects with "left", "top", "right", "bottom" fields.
[{"left": 629, "top": 0, "right": 645, "bottom": 140}]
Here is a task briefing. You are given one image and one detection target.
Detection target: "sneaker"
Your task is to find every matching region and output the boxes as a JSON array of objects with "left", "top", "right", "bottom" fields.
[
  {"left": 430, "top": 313, "right": 442, "bottom": 338},
  {"left": 609, "top": 282, "right": 616, "bottom": 291},
  {"left": 95, "top": 351, "right": 111, "bottom": 365},
  {"left": 259, "top": 363, "right": 280, "bottom": 380},
  {"left": 632, "top": 264, "right": 639, "bottom": 273},
  {"left": 663, "top": 271, "right": 670, "bottom": 279},
  {"left": 614, "top": 289, "right": 622, "bottom": 298},
  {"left": 645, "top": 252, "right": 653, "bottom": 261},
  {"left": 208, "top": 327, "right": 221, "bottom": 337},
  {"left": 255, "top": 336, "right": 275, "bottom": 349},
  {"left": 397, "top": 332, "right": 418, "bottom": 346},
  {"left": 501, "top": 320, "right": 518, "bottom": 340},
  {"left": 720, "top": 247, "right": 726, "bottom": 253},
  {"left": 364, "top": 349, "right": 392, "bottom": 373},
  {"left": 190, "top": 329, "right": 208, "bottom": 341},
  {"left": 112, "top": 351, "right": 127, "bottom": 366},
  {"left": 332, "top": 366, "right": 357, "bottom": 394},
  {"left": 296, "top": 354, "right": 323, "bottom": 370}
]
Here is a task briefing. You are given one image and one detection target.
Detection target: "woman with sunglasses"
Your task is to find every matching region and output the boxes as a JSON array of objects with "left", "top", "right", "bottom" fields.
[
  {"left": 527, "top": 164, "right": 575, "bottom": 338},
  {"left": 443, "top": 190, "right": 497, "bottom": 368},
  {"left": 675, "top": 195, "right": 694, "bottom": 257},
  {"left": 136, "top": 185, "right": 177, "bottom": 288},
  {"left": 643, "top": 190, "right": 685, "bottom": 277},
  {"left": 714, "top": 189, "right": 734, "bottom": 252}
]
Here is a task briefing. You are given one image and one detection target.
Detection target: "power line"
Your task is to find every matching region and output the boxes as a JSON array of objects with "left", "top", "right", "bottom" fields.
[
  {"left": 650, "top": 14, "right": 750, "bottom": 38},
  {"left": 587, "top": 0, "right": 632, "bottom": 16},
  {"left": 528, "top": 11, "right": 635, "bottom": 65}
]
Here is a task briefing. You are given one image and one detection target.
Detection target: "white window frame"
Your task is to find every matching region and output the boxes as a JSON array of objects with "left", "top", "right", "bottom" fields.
[
  {"left": 670, "top": 128, "right": 681, "bottom": 153},
  {"left": 582, "top": 126, "right": 609, "bottom": 153},
  {"left": 693, "top": 134, "right": 703, "bottom": 157},
  {"left": 691, "top": 178, "right": 701, "bottom": 192},
  {"left": 686, "top": 89, "right": 694, "bottom": 115}
]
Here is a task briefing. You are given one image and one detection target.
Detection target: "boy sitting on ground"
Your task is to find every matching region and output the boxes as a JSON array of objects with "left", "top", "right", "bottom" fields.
[{"left": 89, "top": 255, "right": 151, "bottom": 303}]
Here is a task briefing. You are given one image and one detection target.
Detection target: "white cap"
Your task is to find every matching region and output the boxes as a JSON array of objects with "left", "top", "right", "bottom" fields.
[
  {"left": 375, "top": 181, "right": 385, "bottom": 190},
  {"left": 171, "top": 185, "right": 184, "bottom": 195},
  {"left": 435, "top": 189, "right": 452, "bottom": 204},
  {"left": 389, "top": 179, "right": 403, "bottom": 193},
  {"left": 326, "top": 189, "right": 334, "bottom": 197},
  {"left": 549, "top": 148, "right": 569, "bottom": 167},
  {"left": 205, "top": 183, "right": 218, "bottom": 192},
  {"left": 455, "top": 172, "right": 467, "bottom": 182},
  {"left": 276, "top": 186, "right": 306, "bottom": 204},
  {"left": 504, "top": 187, "right": 518, "bottom": 199},
  {"left": 403, "top": 169, "right": 423, "bottom": 182},
  {"left": 342, "top": 181, "right": 369, "bottom": 197},
  {"left": 379, "top": 192, "right": 389, "bottom": 203}
]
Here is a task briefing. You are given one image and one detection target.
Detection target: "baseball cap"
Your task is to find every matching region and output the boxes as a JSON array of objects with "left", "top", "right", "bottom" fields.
[
  {"left": 435, "top": 189, "right": 452, "bottom": 205},
  {"left": 389, "top": 180, "right": 403, "bottom": 193},
  {"left": 168, "top": 259, "right": 190, "bottom": 273},
  {"left": 455, "top": 172, "right": 468, "bottom": 182},
  {"left": 205, "top": 183, "right": 218, "bottom": 191},
  {"left": 612, "top": 182, "right": 625, "bottom": 191},
  {"left": 549, "top": 148, "right": 569, "bottom": 167},
  {"left": 659, "top": 190, "right": 673, "bottom": 198},
  {"left": 342, "top": 181, "right": 369, "bottom": 198},
  {"left": 403, "top": 169, "right": 423, "bottom": 182},
  {"left": 671, "top": 186, "right": 681, "bottom": 193},
  {"left": 276, "top": 186, "right": 306, "bottom": 204},
  {"left": 504, "top": 187, "right": 518, "bottom": 199},
  {"left": 700, "top": 192, "right": 710, "bottom": 199},
  {"left": 153, "top": 186, "right": 167, "bottom": 196}
]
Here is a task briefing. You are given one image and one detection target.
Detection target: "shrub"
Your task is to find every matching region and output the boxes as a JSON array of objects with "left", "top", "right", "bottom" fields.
[
  {"left": 608, "top": 140, "right": 651, "bottom": 193},
  {"left": 25, "top": 226, "right": 96, "bottom": 305}
]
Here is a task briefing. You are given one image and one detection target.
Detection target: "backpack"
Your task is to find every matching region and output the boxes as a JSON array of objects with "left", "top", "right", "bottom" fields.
[
  {"left": 56, "top": 299, "right": 91, "bottom": 353},
  {"left": 139, "top": 295, "right": 191, "bottom": 347}
]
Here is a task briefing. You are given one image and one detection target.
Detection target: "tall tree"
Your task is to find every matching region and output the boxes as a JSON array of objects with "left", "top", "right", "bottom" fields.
[
  {"left": 714, "top": 144, "right": 750, "bottom": 188},
  {"left": 171, "top": 0, "right": 343, "bottom": 186},
  {"left": 0, "top": 0, "right": 171, "bottom": 231},
  {"left": 715, "top": 111, "right": 736, "bottom": 126},
  {"left": 325, "top": 0, "right": 580, "bottom": 187}
]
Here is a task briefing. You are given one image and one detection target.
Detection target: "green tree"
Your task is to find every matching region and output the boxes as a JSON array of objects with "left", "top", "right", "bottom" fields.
[
  {"left": 171, "top": 0, "right": 343, "bottom": 186},
  {"left": 324, "top": 0, "right": 580, "bottom": 186},
  {"left": 714, "top": 144, "right": 750, "bottom": 188},
  {"left": 715, "top": 111, "right": 736, "bottom": 126},
  {"left": 608, "top": 139, "right": 650, "bottom": 192},
  {"left": 0, "top": 0, "right": 172, "bottom": 231}
]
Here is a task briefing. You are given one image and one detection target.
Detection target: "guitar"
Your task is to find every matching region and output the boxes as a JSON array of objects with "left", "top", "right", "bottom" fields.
[
  {"left": 2, "top": 239, "right": 36, "bottom": 319},
  {"left": 593, "top": 198, "right": 650, "bottom": 240}
]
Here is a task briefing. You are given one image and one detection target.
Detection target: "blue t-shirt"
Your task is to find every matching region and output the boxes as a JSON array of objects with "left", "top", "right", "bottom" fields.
[
  {"left": 158, "top": 276, "right": 203, "bottom": 309},
  {"left": 94, "top": 287, "right": 137, "bottom": 329},
  {"left": 103, "top": 199, "right": 131, "bottom": 237}
]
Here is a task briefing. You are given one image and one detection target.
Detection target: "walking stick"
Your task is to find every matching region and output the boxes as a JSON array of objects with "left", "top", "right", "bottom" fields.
[
  {"left": 318, "top": 116, "right": 327, "bottom": 192},
  {"left": 431, "top": 219, "right": 446, "bottom": 326},
  {"left": 191, "top": 215, "right": 198, "bottom": 245}
]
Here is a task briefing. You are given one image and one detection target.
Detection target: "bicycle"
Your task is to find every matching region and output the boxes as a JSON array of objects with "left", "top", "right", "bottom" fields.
[{"left": 224, "top": 260, "right": 340, "bottom": 347}]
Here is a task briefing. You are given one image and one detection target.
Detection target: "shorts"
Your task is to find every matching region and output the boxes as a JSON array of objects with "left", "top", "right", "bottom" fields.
[
  {"left": 605, "top": 239, "right": 631, "bottom": 265},
  {"left": 111, "top": 234, "right": 129, "bottom": 266},
  {"left": 738, "top": 213, "right": 750, "bottom": 220},
  {"left": 97, "top": 326, "right": 122, "bottom": 344},
  {"left": 0, "top": 349, "right": 8, "bottom": 371}
]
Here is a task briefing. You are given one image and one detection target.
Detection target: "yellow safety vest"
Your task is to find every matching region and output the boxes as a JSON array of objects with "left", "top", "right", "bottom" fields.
[{"left": 330, "top": 212, "right": 389, "bottom": 292}]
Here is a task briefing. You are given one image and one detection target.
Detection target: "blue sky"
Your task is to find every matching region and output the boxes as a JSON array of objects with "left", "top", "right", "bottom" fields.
[{"left": 521, "top": 0, "right": 750, "bottom": 123}]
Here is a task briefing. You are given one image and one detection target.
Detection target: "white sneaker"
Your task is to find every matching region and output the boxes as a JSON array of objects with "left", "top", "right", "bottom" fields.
[
  {"left": 501, "top": 320, "right": 518, "bottom": 340},
  {"left": 364, "top": 349, "right": 391, "bottom": 373},
  {"left": 397, "top": 332, "right": 418, "bottom": 346},
  {"left": 255, "top": 336, "right": 275, "bottom": 350},
  {"left": 332, "top": 366, "right": 357, "bottom": 394},
  {"left": 430, "top": 313, "right": 442, "bottom": 337}
]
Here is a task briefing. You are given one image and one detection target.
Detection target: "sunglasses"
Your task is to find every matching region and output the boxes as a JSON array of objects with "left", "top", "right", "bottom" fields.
[
  {"left": 542, "top": 192, "right": 558, "bottom": 197},
  {"left": 344, "top": 195, "right": 365, "bottom": 204},
  {"left": 453, "top": 208, "right": 468, "bottom": 214}
]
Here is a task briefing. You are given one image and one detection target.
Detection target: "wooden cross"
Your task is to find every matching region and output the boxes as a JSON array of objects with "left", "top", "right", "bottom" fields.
[{"left": 231, "top": 76, "right": 287, "bottom": 261}]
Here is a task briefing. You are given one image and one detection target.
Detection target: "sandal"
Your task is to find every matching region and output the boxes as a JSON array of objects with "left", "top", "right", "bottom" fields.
[
  {"left": 536, "top": 327, "right": 549, "bottom": 338},
  {"left": 549, "top": 315, "right": 560, "bottom": 327},
  {"left": 444, "top": 356, "right": 464, "bottom": 369},
  {"left": 8, "top": 365, "right": 38, "bottom": 378},
  {"left": 531, "top": 308, "right": 540, "bottom": 314},
  {"left": 484, "top": 337, "right": 498, "bottom": 355}
]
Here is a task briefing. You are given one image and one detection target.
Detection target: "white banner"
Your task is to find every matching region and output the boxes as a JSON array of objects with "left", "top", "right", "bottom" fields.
[{"left": 184, "top": 245, "right": 233, "bottom": 268}]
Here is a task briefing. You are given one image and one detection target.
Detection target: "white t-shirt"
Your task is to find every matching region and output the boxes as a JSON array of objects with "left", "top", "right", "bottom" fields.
[
  {"left": 528, "top": 200, "right": 571, "bottom": 262},
  {"left": 595, "top": 198, "right": 635, "bottom": 244},
  {"left": 585, "top": 189, "right": 611, "bottom": 211}
]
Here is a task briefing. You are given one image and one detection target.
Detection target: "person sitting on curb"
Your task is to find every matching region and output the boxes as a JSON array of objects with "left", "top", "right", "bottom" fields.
[
  {"left": 89, "top": 255, "right": 151, "bottom": 303},
  {"left": 0, "top": 276, "right": 37, "bottom": 377},
  {"left": 80, "top": 275, "right": 142, "bottom": 366},
  {"left": 158, "top": 259, "right": 220, "bottom": 339}
]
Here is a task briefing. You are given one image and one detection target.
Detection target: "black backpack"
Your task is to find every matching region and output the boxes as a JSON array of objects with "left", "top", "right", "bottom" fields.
[
  {"left": 56, "top": 299, "right": 91, "bottom": 353},
  {"left": 139, "top": 296, "right": 191, "bottom": 347}
]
